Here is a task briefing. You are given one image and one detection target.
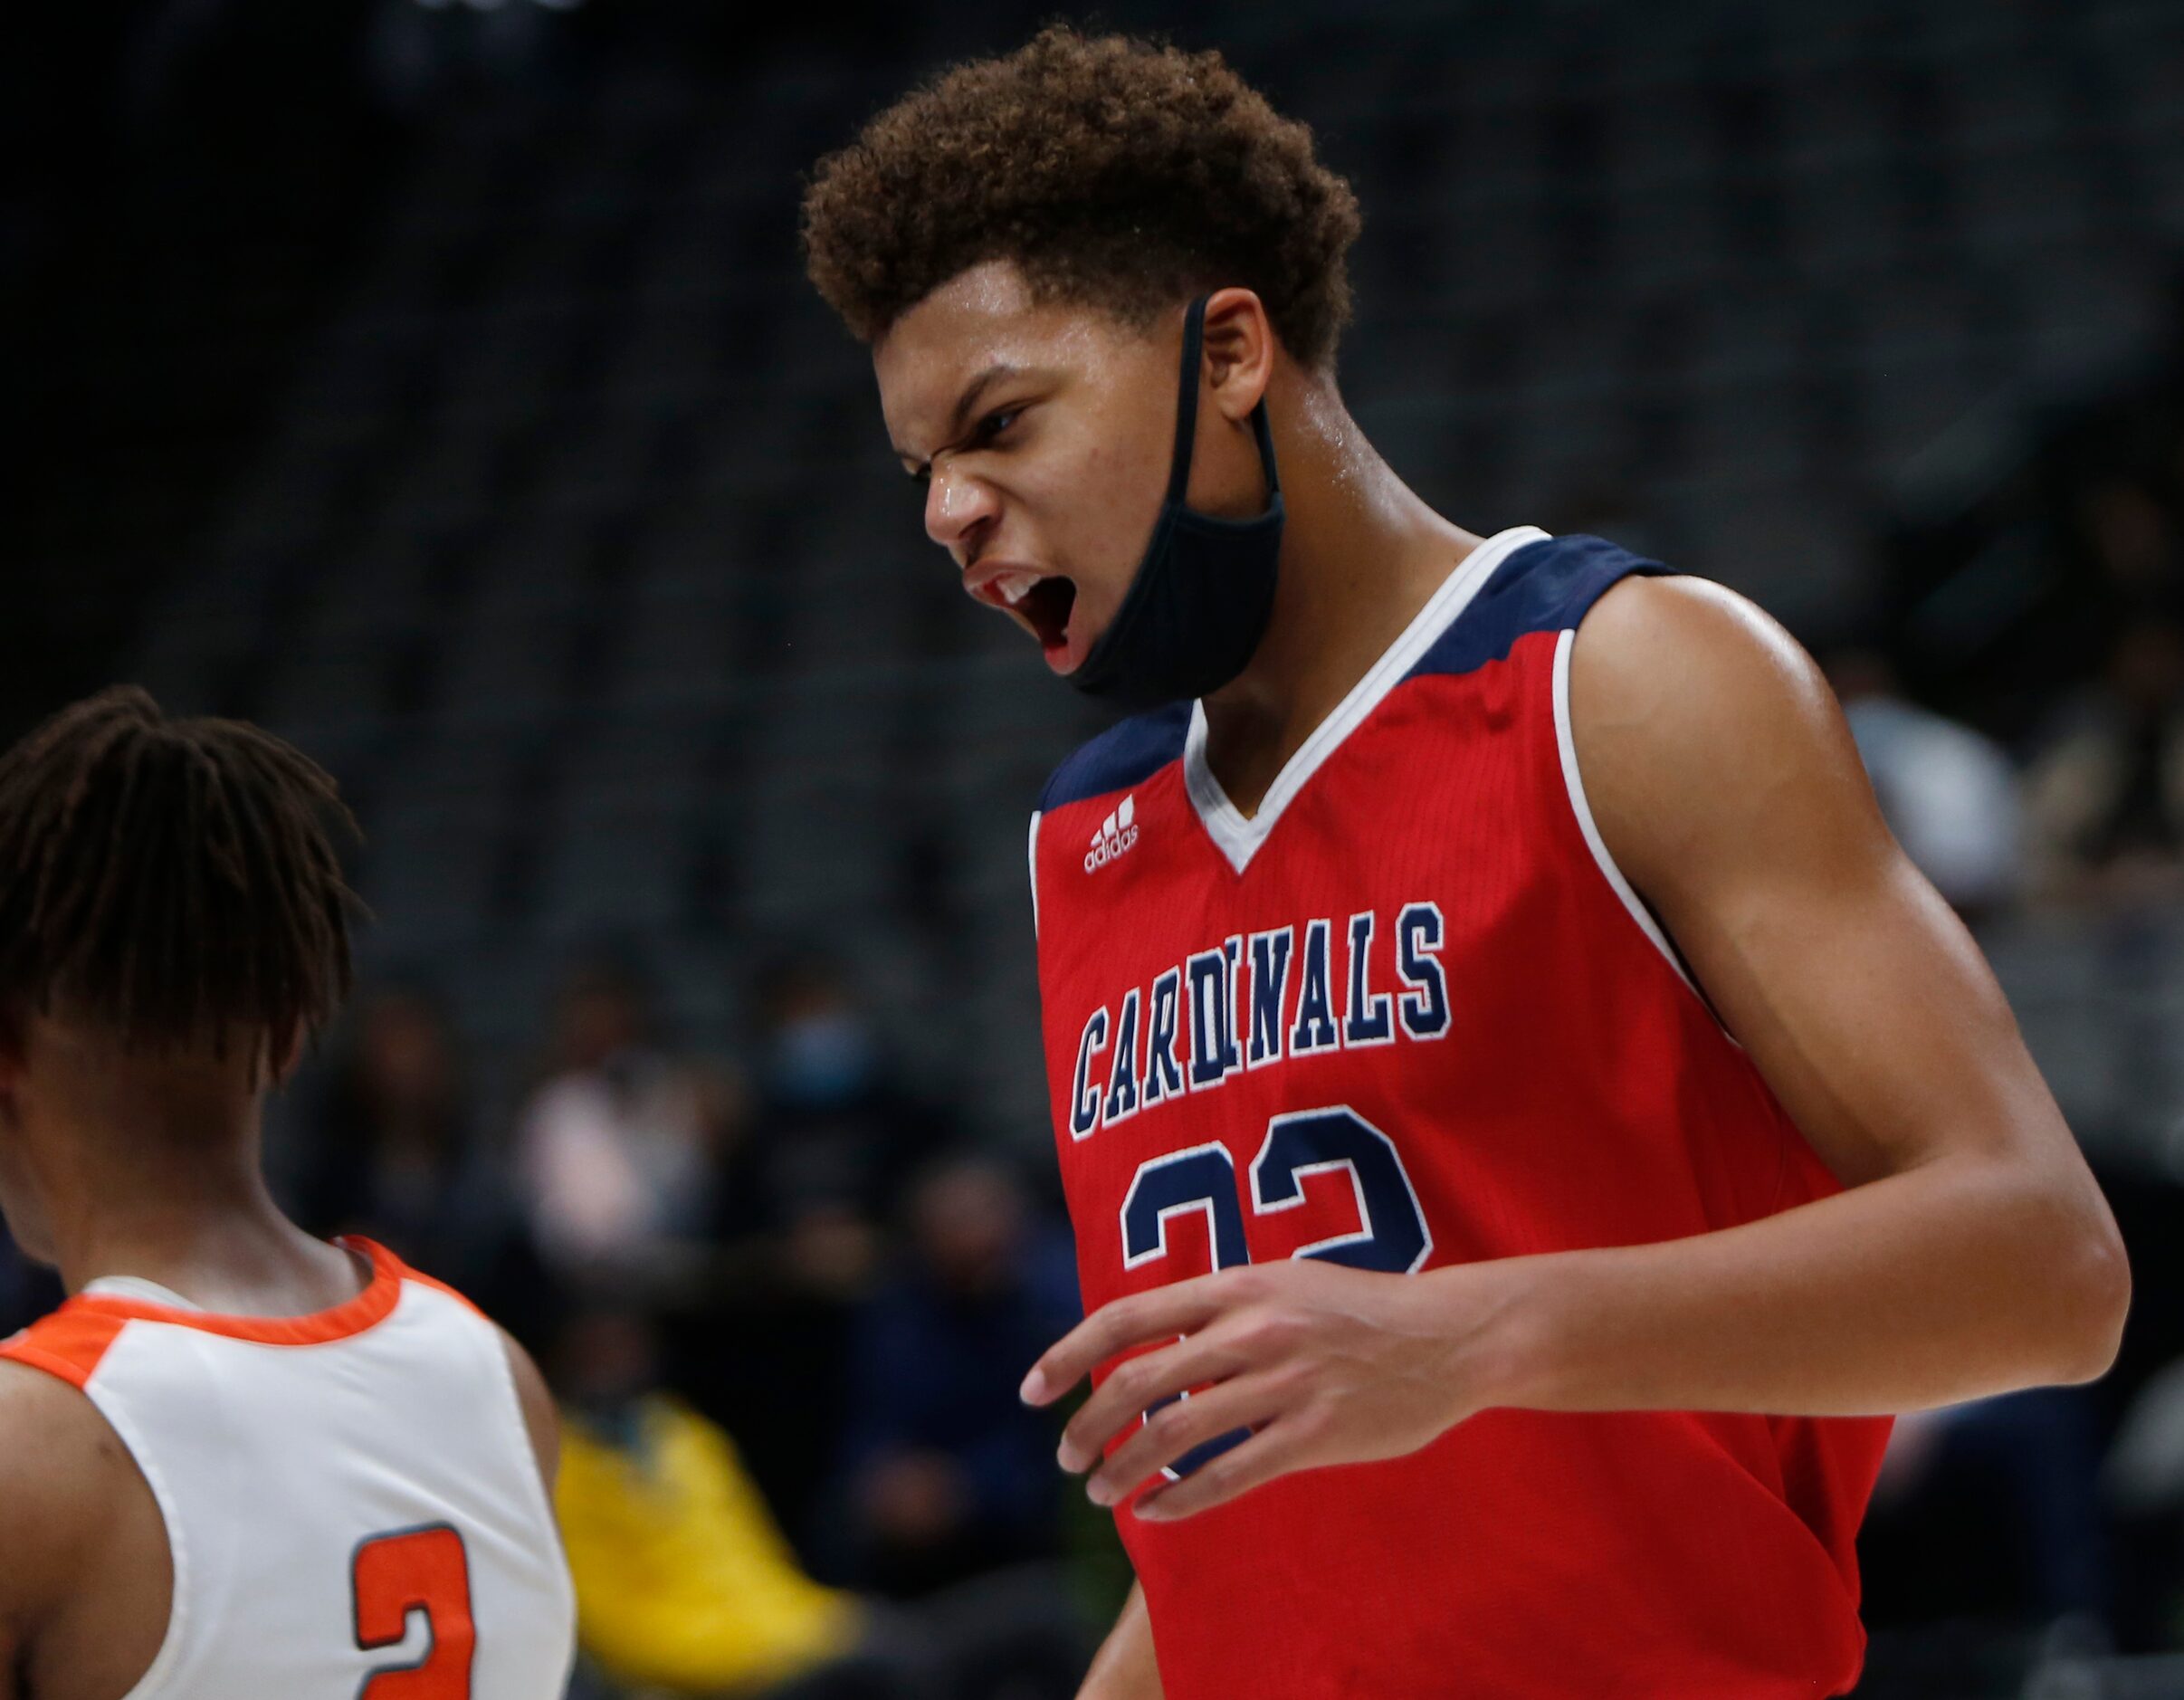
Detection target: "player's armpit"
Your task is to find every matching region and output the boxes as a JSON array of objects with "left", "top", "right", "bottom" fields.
[
  {"left": 498, "top": 1327, "right": 562, "bottom": 1494},
  {"left": 1554, "top": 575, "right": 2128, "bottom": 1408}
]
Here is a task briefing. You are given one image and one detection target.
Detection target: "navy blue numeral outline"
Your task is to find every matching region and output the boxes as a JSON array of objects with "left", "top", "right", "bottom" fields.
[{"left": 1114, "top": 1107, "right": 1430, "bottom": 1480}]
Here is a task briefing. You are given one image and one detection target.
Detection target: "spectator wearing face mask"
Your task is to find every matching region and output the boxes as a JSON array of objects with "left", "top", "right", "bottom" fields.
[
  {"left": 701, "top": 952, "right": 955, "bottom": 1559},
  {"left": 730, "top": 955, "right": 949, "bottom": 1246}
]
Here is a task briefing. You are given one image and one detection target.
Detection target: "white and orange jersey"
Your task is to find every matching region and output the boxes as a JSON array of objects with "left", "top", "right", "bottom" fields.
[{"left": 0, "top": 1237, "right": 576, "bottom": 1699}]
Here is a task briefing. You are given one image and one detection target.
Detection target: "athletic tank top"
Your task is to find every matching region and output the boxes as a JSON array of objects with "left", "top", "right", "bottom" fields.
[
  {"left": 1031, "top": 529, "right": 1892, "bottom": 1697},
  {"left": 1, "top": 1237, "right": 575, "bottom": 1698}
]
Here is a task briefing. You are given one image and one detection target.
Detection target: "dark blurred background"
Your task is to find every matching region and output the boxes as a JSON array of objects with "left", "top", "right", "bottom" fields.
[{"left": 6, "top": 1, "right": 2184, "bottom": 1695}]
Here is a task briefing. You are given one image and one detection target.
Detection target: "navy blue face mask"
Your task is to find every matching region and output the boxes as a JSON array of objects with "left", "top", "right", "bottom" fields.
[{"left": 1069, "top": 295, "right": 1284, "bottom": 712}]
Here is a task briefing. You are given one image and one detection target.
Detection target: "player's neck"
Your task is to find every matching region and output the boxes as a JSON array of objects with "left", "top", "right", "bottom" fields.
[
  {"left": 1201, "top": 388, "right": 1482, "bottom": 817},
  {"left": 43, "top": 1129, "right": 337, "bottom": 1307},
  {"left": 31, "top": 1062, "right": 354, "bottom": 1309}
]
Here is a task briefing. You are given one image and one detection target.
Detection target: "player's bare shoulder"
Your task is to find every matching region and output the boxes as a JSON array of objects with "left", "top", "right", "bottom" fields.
[
  {"left": 0, "top": 1354, "right": 123, "bottom": 1570},
  {"left": 0, "top": 1359, "right": 171, "bottom": 1700},
  {"left": 1569, "top": 574, "right": 1848, "bottom": 771},
  {"left": 1567, "top": 572, "right": 1884, "bottom": 902}
]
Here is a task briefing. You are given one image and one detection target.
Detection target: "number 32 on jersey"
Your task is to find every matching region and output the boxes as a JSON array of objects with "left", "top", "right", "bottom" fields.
[{"left": 1118, "top": 1105, "right": 1430, "bottom": 1477}]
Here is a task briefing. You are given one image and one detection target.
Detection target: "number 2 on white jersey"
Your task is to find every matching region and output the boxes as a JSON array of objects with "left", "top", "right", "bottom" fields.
[{"left": 353, "top": 1523, "right": 475, "bottom": 1698}]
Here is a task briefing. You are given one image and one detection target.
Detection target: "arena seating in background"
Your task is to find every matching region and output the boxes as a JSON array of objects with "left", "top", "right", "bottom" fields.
[{"left": 123, "top": 0, "right": 2184, "bottom": 1142}]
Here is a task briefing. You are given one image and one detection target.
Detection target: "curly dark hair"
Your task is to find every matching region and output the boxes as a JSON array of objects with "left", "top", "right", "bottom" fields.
[{"left": 802, "top": 24, "right": 1362, "bottom": 368}]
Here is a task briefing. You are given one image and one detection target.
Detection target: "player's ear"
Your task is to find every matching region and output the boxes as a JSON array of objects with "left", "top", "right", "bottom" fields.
[{"left": 1199, "top": 288, "right": 1274, "bottom": 424}]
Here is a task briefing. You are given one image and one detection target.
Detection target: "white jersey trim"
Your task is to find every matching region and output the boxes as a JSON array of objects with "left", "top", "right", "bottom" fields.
[
  {"left": 1027, "top": 810, "right": 1043, "bottom": 938},
  {"left": 1184, "top": 525, "right": 1550, "bottom": 876},
  {"left": 1551, "top": 626, "right": 1705, "bottom": 1001}
]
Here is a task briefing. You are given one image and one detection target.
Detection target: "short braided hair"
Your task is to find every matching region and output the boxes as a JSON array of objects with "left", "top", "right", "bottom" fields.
[{"left": 0, "top": 686, "right": 360, "bottom": 1060}]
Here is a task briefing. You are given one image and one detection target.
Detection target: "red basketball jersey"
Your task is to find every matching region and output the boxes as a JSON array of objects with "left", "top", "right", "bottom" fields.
[{"left": 1030, "top": 528, "right": 1892, "bottom": 1699}]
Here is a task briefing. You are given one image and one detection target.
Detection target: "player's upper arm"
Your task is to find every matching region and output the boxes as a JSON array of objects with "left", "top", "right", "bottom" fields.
[
  {"left": 499, "top": 1329, "right": 562, "bottom": 1495},
  {"left": 0, "top": 1361, "right": 121, "bottom": 1690},
  {"left": 1568, "top": 575, "right": 2108, "bottom": 1208}
]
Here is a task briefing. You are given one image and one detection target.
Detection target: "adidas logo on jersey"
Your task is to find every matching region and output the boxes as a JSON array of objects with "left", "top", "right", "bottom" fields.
[{"left": 1085, "top": 795, "right": 1140, "bottom": 873}]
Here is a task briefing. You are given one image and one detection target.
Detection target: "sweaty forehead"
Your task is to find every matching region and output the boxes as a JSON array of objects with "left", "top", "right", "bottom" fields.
[{"left": 874, "top": 263, "right": 1148, "bottom": 450}]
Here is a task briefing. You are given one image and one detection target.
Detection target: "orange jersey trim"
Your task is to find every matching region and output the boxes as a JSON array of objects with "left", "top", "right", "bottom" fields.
[
  {"left": 0, "top": 1239, "right": 491, "bottom": 1387},
  {"left": 0, "top": 1305, "right": 129, "bottom": 1390},
  {"left": 60, "top": 1236, "right": 405, "bottom": 1344}
]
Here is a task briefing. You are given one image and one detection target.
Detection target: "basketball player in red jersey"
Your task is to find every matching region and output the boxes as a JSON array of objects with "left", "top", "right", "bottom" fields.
[
  {"left": 0, "top": 689, "right": 574, "bottom": 1699},
  {"left": 803, "top": 27, "right": 2130, "bottom": 1699}
]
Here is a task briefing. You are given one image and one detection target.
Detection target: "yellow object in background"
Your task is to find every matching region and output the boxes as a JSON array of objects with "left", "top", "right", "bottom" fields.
[{"left": 557, "top": 1395, "right": 864, "bottom": 1695}]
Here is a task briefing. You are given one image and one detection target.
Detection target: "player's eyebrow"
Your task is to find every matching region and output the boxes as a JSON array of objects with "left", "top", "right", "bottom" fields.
[{"left": 895, "top": 362, "right": 1026, "bottom": 476}]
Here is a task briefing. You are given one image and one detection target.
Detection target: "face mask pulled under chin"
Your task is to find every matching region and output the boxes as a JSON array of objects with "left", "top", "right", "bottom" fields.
[{"left": 1068, "top": 295, "right": 1284, "bottom": 713}]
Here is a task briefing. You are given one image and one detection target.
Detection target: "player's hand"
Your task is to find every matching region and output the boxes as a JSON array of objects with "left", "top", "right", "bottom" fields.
[{"left": 1022, "top": 1257, "right": 1526, "bottom": 1521}]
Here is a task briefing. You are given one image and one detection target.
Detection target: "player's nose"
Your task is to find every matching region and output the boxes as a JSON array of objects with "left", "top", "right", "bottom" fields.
[{"left": 925, "top": 463, "right": 1000, "bottom": 553}]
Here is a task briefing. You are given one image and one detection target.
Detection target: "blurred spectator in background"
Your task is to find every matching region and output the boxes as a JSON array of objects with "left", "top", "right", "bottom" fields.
[
  {"left": 517, "top": 956, "right": 727, "bottom": 1295},
  {"left": 729, "top": 952, "right": 950, "bottom": 1262},
  {"left": 555, "top": 1299, "right": 1092, "bottom": 1700},
  {"left": 698, "top": 953, "right": 952, "bottom": 1555},
  {"left": 288, "top": 983, "right": 545, "bottom": 1330},
  {"left": 553, "top": 1301, "right": 883, "bottom": 1698},
  {"left": 835, "top": 1153, "right": 1081, "bottom": 1599},
  {"left": 1826, "top": 647, "right": 2026, "bottom": 921},
  {"left": 293, "top": 987, "right": 500, "bottom": 1266},
  {"left": 2025, "top": 618, "right": 2184, "bottom": 906}
]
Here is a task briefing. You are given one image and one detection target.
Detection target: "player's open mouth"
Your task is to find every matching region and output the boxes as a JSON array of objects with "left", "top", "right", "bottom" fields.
[
  {"left": 976, "top": 568, "right": 1084, "bottom": 673},
  {"left": 1019, "top": 576, "right": 1078, "bottom": 661}
]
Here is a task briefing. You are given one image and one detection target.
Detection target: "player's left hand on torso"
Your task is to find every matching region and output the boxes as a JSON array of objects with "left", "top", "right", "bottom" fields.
[{"left": 1024, "top": 1256, "right": 1516, "bottom": 1521}]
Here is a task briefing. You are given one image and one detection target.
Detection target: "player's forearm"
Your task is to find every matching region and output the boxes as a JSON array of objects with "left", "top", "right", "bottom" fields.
[
  {"left": 1077, "top": 1581, "right": 1162, "bottom": 1700},
  {"left": 1489, "top": 1149, "right": 2128, "bottom": 1418}
]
